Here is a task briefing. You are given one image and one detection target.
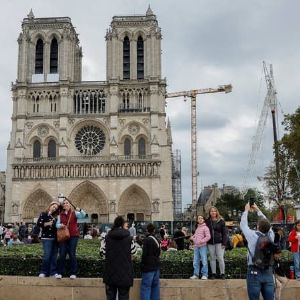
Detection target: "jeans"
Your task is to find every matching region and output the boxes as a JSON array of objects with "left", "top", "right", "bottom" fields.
[
  {"left": 246, "top": 267, "right": 275, "bottom": 300},
  {"left": 105, "top": 285, "right": 130, "bottom": 300},
  {"left": 208, "top": 243, "right": 225, "bottom": 274},
  {"left": 293, "top": 252, "right": 300, "bottom": 278},
  {"left": 140, "top": 269, "right": 160, "bottom": 300},
  {"left": 58, "top": 236, "right": 79, "bottom": 275},
  {"left": 193, "top": 246, "right": 208, "bottom": 277},
  {"left": 40, "top": 239, "right": 58, "bottom": 276}
]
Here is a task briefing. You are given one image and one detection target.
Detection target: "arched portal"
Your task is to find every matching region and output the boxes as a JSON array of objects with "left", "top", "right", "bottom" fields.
[
  {"left": 118, "top": 185, "right": 151, "bottom": 221},
  {"left": 22, "top": 189, "right": 53, "bottom": 222},
  {"left": 69, "top": 181, "right": 108, "bottom": 223}
]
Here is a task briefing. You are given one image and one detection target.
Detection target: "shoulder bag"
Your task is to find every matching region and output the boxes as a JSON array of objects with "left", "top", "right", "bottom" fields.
[{"left": 57, "top": 212, "right": 72, "bottom": 242}]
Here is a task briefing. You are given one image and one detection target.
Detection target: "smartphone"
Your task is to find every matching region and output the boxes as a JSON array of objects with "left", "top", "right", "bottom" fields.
[{"left": 249, "top": 198, "right": 255, "bottom": 207}]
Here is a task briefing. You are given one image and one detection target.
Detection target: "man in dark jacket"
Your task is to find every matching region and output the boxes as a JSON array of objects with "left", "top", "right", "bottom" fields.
[
  {"left": 173, "top": 225, "right": 186, "bottom": 250},
  {"left": 103, "top": 216, "right": 136, "bottom": 300},
  {"left": 140, "top": 223, "right": 160, "bottom": 300}
]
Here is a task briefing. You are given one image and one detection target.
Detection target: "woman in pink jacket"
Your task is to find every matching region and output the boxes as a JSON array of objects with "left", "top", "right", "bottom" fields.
[{"left": 190, "top": 215, "right": 211, "bottom": 280}]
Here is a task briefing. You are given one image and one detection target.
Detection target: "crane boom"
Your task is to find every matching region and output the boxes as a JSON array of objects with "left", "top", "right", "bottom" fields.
[
  {"left": 166, "top": 84, "right": 232, "bottom": 213},
  {"left": 166, "top": 85, "right": 232, "bottom": 98}
]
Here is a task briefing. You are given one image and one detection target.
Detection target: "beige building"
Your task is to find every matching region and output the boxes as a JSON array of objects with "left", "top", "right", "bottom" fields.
[{"left": 5, "top": 7, "right": 174, "bottom": 223}]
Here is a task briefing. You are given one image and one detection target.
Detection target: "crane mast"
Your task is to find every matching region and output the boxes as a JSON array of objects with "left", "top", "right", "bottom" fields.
[
  {"left": 244, "top": 62, "right": 280, "bottom": 199},
  {"left": 166, "top": 84, "right": 232, "bottom": 212}
]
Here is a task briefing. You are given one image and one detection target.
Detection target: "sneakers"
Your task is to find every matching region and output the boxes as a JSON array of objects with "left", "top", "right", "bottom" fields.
[
  {"left": 55, "top": 274, "right": 62, "bottom": 279},
  {"left": 201, "top": 276, "right": 208, "bottom": 280},
  {"left": 190, "top": 275, "right": 199, "bottom": 279},
  {"left": 70, "top": 275, "right": 77, "bottom": 279},
  {"left": 38, "top": 273, "right": 46, "bottom": 278},
  {"left": 220, "top": 274, "right": 226, "bottom": 280},
  {"left": 210, "top": 274, "right": 216, "bottom": 280}
]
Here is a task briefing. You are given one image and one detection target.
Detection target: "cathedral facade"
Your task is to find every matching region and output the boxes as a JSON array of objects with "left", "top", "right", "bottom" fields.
[{"left": 5, "top": 8, "right": 174, "bottom": 223}]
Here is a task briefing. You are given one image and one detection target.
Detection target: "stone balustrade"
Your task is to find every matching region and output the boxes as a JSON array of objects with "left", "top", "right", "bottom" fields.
[{"left": 12, "top": 157, "right": 161, "bottom": 180}]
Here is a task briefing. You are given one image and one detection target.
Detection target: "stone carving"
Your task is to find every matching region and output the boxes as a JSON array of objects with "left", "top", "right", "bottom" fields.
[
  {"left": 110, "top": 136, "right": 117, "bottom": 146},
  {"left": 152, "top": 199, "right": 159, "bottom": 213},
  {"left": 15, "top": 138, "right": 24, "bottom": 148},
  {"left": 119, "top": 119, "right": 126, "bottom": 126},
  {"left": 68, "top": 118, "right": 75, "bottom": 125},
  {"left": 12, "top": 202, "right": 19, "bottom": 215},
  {"left": 142, "top": 118, "right": 149, "bottom": 125},
  {"left": 38, "top": 126, "right": 49, "bottom": 137},
  {"left": 128, "top": 123, "right": 140, "bottom": 136},
  {"left": 109, "top": 200, "right": 116, "bottom": 213},
  {"left": 53, "top": 121, "right": 60, "bottom": 128},
  {"left": 25, "top": 122, "right": 34, "bottom": 129}
]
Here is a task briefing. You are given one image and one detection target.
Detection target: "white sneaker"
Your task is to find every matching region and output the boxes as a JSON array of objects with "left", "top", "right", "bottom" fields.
[
  {"left": 190, "top": 275, "right": 199, "bottom": 279},
  {"left": 201, "top": 276, "right": 208, "bottom": 280},
  {"left": 70, "top": 275, "right": 77, "bottom": 279},
  {"left": 55, "top": 274, "right": 62, "bottom": 279},
  {"left": 38, "top": 273, "right": 46, "bottom": 278}
]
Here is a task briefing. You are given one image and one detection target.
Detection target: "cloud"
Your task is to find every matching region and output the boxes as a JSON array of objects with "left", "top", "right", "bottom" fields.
[{"left": 0, "top": 0, "right": 299, "bottom": 212}]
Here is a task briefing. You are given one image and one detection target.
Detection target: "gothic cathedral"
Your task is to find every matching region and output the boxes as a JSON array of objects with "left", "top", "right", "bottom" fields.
[{"left": 5, "top": 8, "right": 174, "bottom": 223}]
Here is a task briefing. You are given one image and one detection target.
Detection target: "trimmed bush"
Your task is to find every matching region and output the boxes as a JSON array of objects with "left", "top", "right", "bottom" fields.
[{"left": 0, "top": 240, "right": 293, "bottom": 278}]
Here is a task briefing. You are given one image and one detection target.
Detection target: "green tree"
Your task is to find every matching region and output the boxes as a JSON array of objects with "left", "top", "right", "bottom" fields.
[
  {"left": 280, "top": 107, "right": 300, "bottom": 197},
  {"left": 215, "top": 193, "right": 244, "bottom": 221}
]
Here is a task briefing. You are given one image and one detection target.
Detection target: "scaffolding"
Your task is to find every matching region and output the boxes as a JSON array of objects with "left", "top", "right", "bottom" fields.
[{"left": 172, "top": 149, "right": 182, "bottom": 220}]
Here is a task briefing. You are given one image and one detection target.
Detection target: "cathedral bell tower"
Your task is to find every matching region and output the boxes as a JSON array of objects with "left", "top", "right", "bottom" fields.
[
  {"left": 105, "top": 6, "right": 162, "bottom": 81},
  {"left": 17, "top": 9, "right": 82, "bottom": 84}
]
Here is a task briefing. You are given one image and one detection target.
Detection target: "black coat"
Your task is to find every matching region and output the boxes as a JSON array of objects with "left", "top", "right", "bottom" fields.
[
  {"left": 206, "top": 218, "right": 228, "bottom": 246},
  {"left": 103, "top": 228, "right": 134, "bottom": 288},
  {"left": 173, "top": 230, "right": 185, "bottom": 250},
  {"left": 37, "top": 212, "right": 57, "bottom": 239},
  {"left": 141, "top": 234, "right": 160, "bottom": 272}
]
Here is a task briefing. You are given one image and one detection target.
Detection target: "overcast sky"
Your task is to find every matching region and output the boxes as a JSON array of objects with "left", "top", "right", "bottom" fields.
[{"left": 0, "top": 0, "right": 299, "bottom": 210}]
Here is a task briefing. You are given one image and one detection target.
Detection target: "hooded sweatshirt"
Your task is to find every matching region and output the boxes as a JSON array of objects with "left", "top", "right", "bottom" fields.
[
  {"left": 103, "top": 228, "right": 135, "bottom": 288},
  {"left": 191, "top": 222, "right": 211, "bottom": 247}
]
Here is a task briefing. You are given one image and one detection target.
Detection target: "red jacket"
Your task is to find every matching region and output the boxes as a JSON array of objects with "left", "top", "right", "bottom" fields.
[
  {"left": 288, "top": 229, "right": 300, "bottom": 252},
  {"left": 60, "top": 210, "right": 80, "bottom": 237}
]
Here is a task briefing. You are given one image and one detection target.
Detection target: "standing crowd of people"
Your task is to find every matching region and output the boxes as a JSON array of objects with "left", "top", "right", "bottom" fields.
[{"left": 3, "top": 198, "right": 300, "bottom": 300}]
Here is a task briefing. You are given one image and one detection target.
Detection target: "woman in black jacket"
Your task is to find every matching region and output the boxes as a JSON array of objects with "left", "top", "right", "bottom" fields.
[
  {"left": 36, "top": 200, "right": 60, "bottom": 277},
  {"left": 206, "top": 206, "right": 228, "bottom": 279},
  {"left": 103, "top": 216, "right": 136, "bottom": 300}
]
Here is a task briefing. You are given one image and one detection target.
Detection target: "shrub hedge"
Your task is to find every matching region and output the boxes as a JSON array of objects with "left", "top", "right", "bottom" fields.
[{"left": 0, "top": 240, "right": 294, "bottom": 278}]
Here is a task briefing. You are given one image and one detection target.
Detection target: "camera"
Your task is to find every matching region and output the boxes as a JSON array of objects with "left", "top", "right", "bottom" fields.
[{"left": 249, "top": 197, "right": 255, "bottom": 207}]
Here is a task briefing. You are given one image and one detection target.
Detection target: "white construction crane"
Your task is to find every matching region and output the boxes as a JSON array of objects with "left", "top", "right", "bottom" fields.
[
  {"left": 243, "top": 62, "right": 279, "bottom": 192},
  {"left": 166, "top": 84, "right": 232, "bottom": 210}
]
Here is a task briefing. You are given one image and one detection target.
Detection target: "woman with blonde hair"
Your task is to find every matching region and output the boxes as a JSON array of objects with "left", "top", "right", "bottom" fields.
[
  {"left": 56, "top": 197, "right": 86, "bottom": 279},
  {"left": 36, "top": 200, "right": 60, "bottom": 277},
  {"left": 205, "top": 206, "right": 228, "bottom": 279}
]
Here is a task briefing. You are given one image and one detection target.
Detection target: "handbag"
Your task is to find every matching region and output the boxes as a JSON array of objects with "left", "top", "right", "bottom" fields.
[{"left": 57, "top": 212, "right": 72, "bottom": 242}]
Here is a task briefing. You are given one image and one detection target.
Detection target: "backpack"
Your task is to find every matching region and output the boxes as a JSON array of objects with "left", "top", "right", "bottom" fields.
[{"left": 250, "top": 232, "right": 278, "bottom": 269}]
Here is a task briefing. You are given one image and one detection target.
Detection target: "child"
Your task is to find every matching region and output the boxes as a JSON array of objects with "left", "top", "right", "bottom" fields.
[{"left": 190, "top": 215, "right": 211, "bottom": 280}]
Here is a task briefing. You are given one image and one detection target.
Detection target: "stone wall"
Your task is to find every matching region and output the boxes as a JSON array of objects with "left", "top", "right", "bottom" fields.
[{"left": 0, "top": 276, "right": 298, "bottom": 300}]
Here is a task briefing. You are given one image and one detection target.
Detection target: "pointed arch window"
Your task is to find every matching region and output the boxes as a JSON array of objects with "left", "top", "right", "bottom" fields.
[
  {"left": 50, "top": 38, "right": 58, "bottom": 73},
  {"left": 48, "top": 139, "right": 56, "bottom": 158},
  {"left": 123, "top": 36, "right": 130, "bottom": 80},
  {"left": 33, "top": 140, "right": 41, "bottom": 159},
  {"left": 138, "top": 137, "right": 146, "bottom": 157},
  {"left": 33, "top": 96, "right": 40, "bottom": 113},
  {"left": 137, "top": 36, "right": 144, "bottom": 79},
  {"left": 124, "top": 138, "right": 131, "bottom": 157},
  {"left": 35, "top": 39, "right": 44, "bottom": 74}
]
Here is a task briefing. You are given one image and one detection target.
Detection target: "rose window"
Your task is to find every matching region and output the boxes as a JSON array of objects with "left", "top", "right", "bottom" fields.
[{"left": 75, "top": 125, "right": 105, "bottom": 155}]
